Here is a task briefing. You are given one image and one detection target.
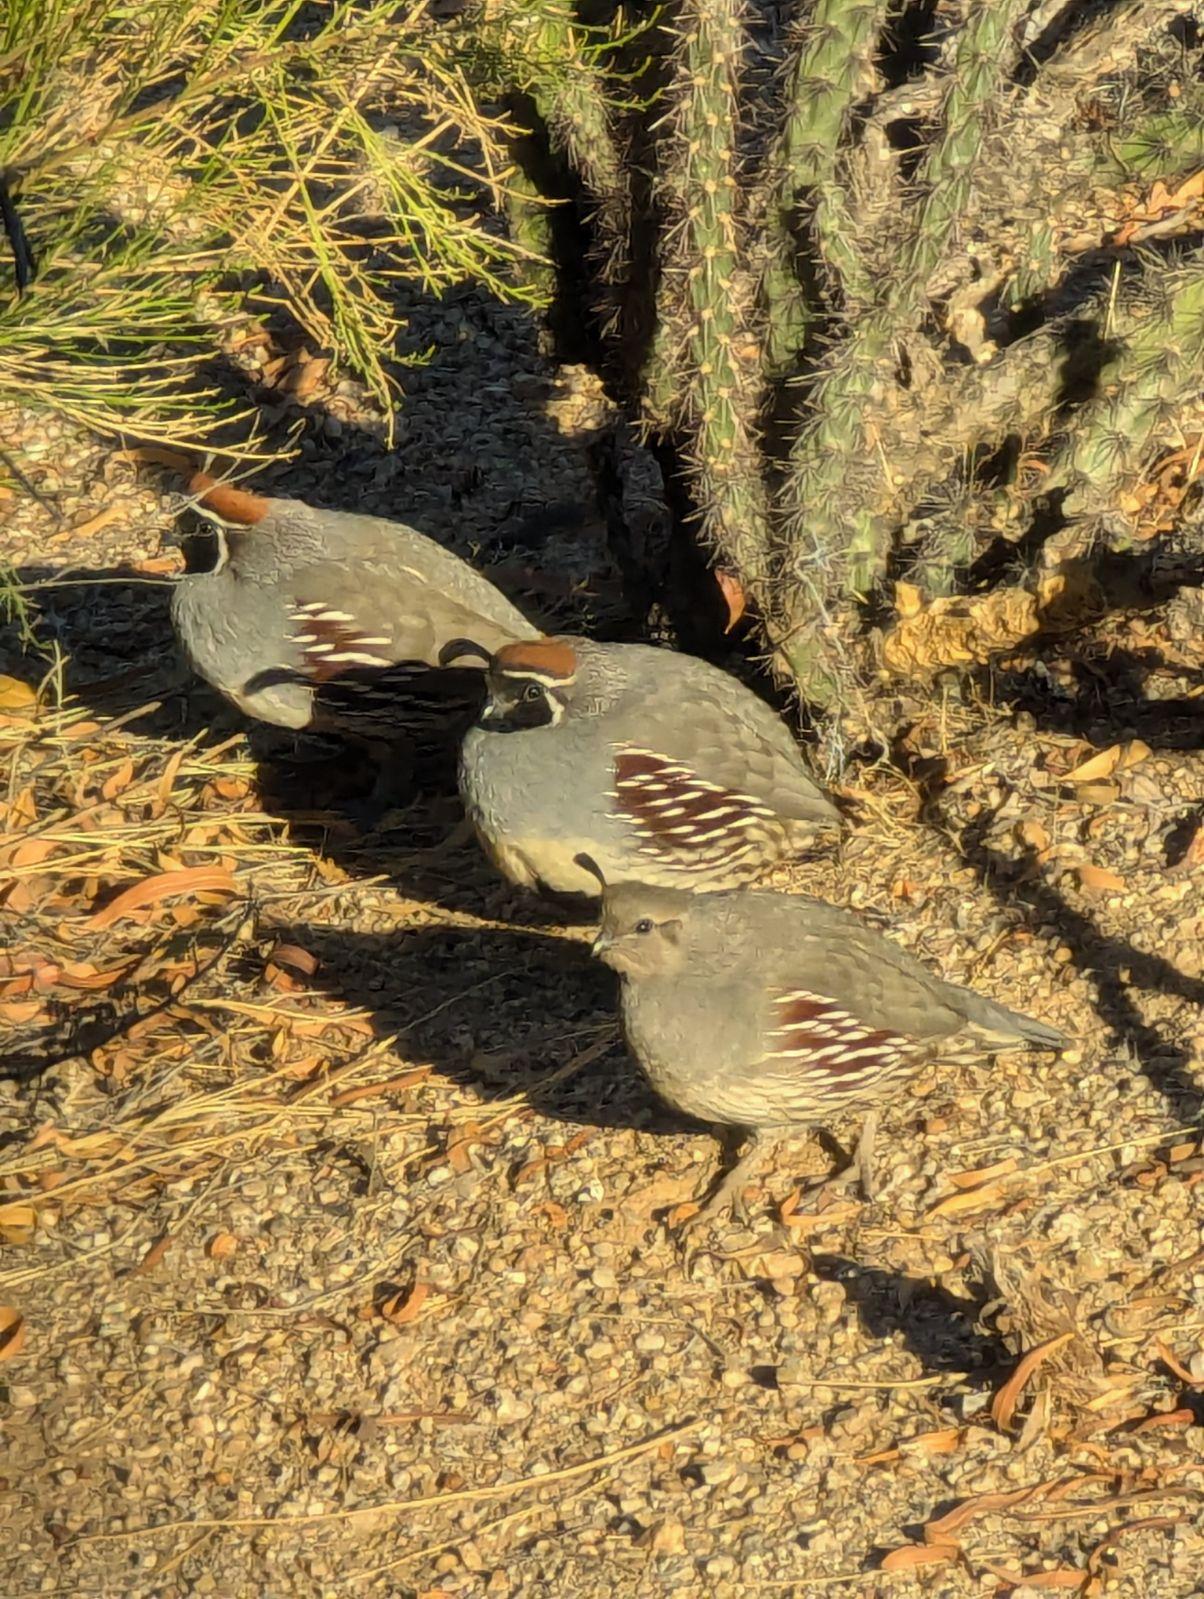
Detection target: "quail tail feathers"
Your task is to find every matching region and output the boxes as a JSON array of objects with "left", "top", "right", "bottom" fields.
[{"left": 953, "top": 987, "right": 1066, "bottom": 1052}]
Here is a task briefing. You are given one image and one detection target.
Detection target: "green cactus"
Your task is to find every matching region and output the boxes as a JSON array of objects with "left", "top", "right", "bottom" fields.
[
  {"left": 1048, "top": 257, "right": 1204, "bottom": 519},
  {"left": 649, "top": 0, "right": 771, "bottom": 585},
  {"left": 1113, "top": 103, "right": 1204, "bottom": 180},
  {"left": 759, "top": 0, "right": 887, "bottom": 371},
  {"left": 776, "top": 0, "right": 1028, "bottom": 703},
  {"left": 500, "top": 164, "right": 557, "bottom": 309},
  {"left": 486, "top": 0, "right": 633, "bottom": 308}
]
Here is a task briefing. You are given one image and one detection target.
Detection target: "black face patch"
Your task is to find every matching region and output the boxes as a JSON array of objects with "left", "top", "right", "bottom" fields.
[{"left": 481, "top": 676, "right": 557, "bottom": 731}]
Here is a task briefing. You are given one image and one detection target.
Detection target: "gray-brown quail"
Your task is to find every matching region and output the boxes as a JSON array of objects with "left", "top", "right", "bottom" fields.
[
  {"left": 588, "top": 875, "right": 1065, "bottom": 1225},
  {"left": 443, "top": 635, "right": 840, "bottom": 895},
  {"left": 170, "top": 474, "right": 539, "bottom": 797}
]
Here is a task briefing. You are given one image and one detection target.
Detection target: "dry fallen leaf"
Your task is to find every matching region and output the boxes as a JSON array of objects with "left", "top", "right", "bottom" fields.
[
  {"left": 879, "top": 1542, "right": 959, "bottom": 1572},
  {"left": 134, "top": 1235, "right": 174, "bottom": 1275},
  {"left": 714, "top": 568, "right": 747, "bottom": 633},
  {"left": 1015, "top": 819, "right": 1051, "bottom": 855},
  {"left": 992, "top": 1332, "right": 1076, "bottom": 1431},
  {"left": 642, "top": 1517, "right": 687, "bottom": 1556},
  {"left": 947, "top": 1156, "right": 1020, "bottom": 1190},
  {"left": 859, "top": 1426, "right": 964, "bottom": 1465},
  {"left": 929, "top": 1180, "right": 1010, "bottom": 1218},
  {"left": 881, "top": 567, "right": 1099, "bottom": 676},
  {"left": 980, "top": 1561, "right": 1094, "bottom": 1591},
  {"left": 0, "top": 676, "right": 37, "bottom": 715},
  {"left": 0, "top": 1305, "right": 26, "bottom": 1362},
  {"left": 330, "top": 1067, "right": 432, "bottom": 1108},
  {"left": 1065, "top": 740, "right": 1150, "bottom": 784},
  {"left": 925, "top": 1482, "right": 1054, "bottom": 1542},
  {"left": 380, "top": 1281, "right": 429, "bottom": 1326},
  {"left": 269, "top": 943, "right": 320, "bottom": 979},
  {"left": 87, "top": 865, "right": 238, "bottom": 928},
  {"left": 206, "top": 1232, "right": 239, "bottom": 1261},
  {"left": 1076, "top": 863, "right": 1126, "bottom": 893},
  {"left": 0, "top": 1202, "right": 37, "bottom": 1245},
  {"left": 100, "top": 757, "right": 136, "bottom": 801}
]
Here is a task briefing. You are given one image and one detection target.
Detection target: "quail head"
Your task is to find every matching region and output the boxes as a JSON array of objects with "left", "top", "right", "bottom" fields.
[
  {"left": 442, "top": 635, "right": 840, "bottom": 896},
  {"left": 587, "top": 873, "right": 1065, "bottom": 1226},
  {"left": 169, "top": 473, "right": 539, "bottom": 791}
]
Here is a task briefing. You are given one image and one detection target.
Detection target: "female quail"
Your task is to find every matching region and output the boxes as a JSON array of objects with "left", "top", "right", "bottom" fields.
[
  {"left": 587, "top": 873, "right": 1065, "bottom": 1225},
  {"left": 170, "top": 473, "right": 539, "bottom": 790},
  {"left": 442, "top": 635, "right": 840, "bottom": 895}
]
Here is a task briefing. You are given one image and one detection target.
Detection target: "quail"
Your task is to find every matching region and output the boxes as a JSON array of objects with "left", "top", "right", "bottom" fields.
[
  {"left": 441, "top": 635, "right": 840, "bottom": 895},
  {"left": 586, "top": 871, "right": 1065, "bottom": 1225},
  {"left": 169, "top": 473, "right": 540, "bottom": 799}
]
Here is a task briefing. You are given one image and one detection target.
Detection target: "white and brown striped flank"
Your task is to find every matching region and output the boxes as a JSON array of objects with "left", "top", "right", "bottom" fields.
[
  {"left": 287, "top": 600, "right": 393, "bottom": 680},
  {"left": 611, "top": 745, "right": 786, "bottom": 880}
]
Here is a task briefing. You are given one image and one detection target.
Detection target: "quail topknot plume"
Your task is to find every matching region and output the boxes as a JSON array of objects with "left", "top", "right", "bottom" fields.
[
  {"left": 442, "top": 635, "right": 840, "bottom": 896},
  {"left": 585, "top": 871, "right": 1065, "bottom": 1226},
  {"left": 169, "top": 473, "right": 539, "bottom": 799}
]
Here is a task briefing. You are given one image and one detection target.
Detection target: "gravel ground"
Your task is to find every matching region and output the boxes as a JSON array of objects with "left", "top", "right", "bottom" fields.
[{"left": 2, "top": 281, "right": 1203, "bottom": 1598}]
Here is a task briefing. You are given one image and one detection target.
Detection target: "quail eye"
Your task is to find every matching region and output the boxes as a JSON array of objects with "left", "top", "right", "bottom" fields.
[
  {"left": 521, "top": 683, "right": 543, "bottom": 704},
  {"left": 634, "top": 918, "right": 654, "bottom": 935}
]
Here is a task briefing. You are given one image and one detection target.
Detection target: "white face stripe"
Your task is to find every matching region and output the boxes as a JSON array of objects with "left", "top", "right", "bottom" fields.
[
  {"left": 498, "top": 667, "right": 575, "bottom": 690},
  {"left": 209, "top": 526, "right": 230, "bottom": 573}
]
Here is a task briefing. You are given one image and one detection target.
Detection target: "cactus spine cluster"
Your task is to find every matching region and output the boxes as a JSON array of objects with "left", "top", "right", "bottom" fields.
[
  {"left": 484, "top": 0, "right": 1204, "bottom": 726},
  {"left": 776, "top": 0, "right": 1028, "bottom": 698},
  {"left": 649, "top": 0, "right": 771, "bottom": 587},
  {"left": 759, "top": 1, "right": 886, "bottom": 372},
  {"left": 1049, "top": 258, "right": 1204, "bottom": 522}
]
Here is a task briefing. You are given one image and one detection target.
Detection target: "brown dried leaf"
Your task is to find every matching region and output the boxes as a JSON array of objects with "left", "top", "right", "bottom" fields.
[
  {"left": 329, "top": 1067, "right": 432, "bottom": 1108},
  {"left": 101, "top": 758, "right": 136, "bottom": 801},
  {"left": 1015, "top": 820, "right": 1051, "bottom": 855},
  {"left": 270, "top": 943, "right": 320, "bottom": 979},
  {"left": 206, "top": 1232, "right": 239, "bottom": 1261},
  {"left": 925, "top": 1483, "right": 1052, "bottom": 1542},
  {"left": 859, "top": 1426, "right": 964, "bottom": 1465},
  {"left": 1154, "top": 1339, "right": 1199, "bottom": 1386},
  {"left": 929, "top": 1180, "right": 1010, "bottom": 1218},
  {"left": 714, "top": 569, "right": 746, "bottom": 633},
  {"left": 980, "top": 1561, "right": 1093, "bottom": 1591},
  {"left": 643, "top": 1517, "right": 687, "bottom": 1557},
  {"left": 1128, "top": 1408, "right": 1195, "bottom": 1434},
  {"left": 1065, "top": 741, "right": 1150, "bottom": 784},
  {"left": 1076, "top": 864, "right": 1126, "bottom": 893},
  {"left": 282, "top": 354, "right": 331, "bottom": 401},
  {"left": 0, "top": 1305, "right": 26, "bottom": 1361},
  {"left": 87, "top": 865, "right": 238, "bottom": 928},
  {"left": 380, "top": 1281, "right": 429, "bottom": 1326},
  {"left": 880, "top": 1542, "right": 959, "bottom": 1572},
  {"left": 0, "top": 1202, "right": 36, "bottom": 1244},
  {"left": 947, "top": 1156, "right": 1020, "bottom": 1190},
  {"left": 133, "top": 1235, "right": 174, "bottom": 1275},
  {"left": 0, "top": 676, "right": 37, "bottom": 715},
  {"left": 992, "top": 1332, "right": 1076, "bottom": 1431},
  {"left": 1074, "top": 780, "right": 1121, "bottom": 805},
  {"left": 0, "top": 999, "right": 46, "bottom": 1024}
]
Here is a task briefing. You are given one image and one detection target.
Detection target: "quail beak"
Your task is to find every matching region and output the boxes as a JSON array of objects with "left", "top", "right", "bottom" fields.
[{"left": 590, "top": 931, "right": 613, "bottom": 960}]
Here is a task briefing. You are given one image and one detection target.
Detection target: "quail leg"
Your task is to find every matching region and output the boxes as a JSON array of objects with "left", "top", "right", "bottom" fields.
[
  {"left": 680, "top": 1128, "right": 771, "bottom": 1232},
  {"left": 798, "top": 1109, "right": 879, "bottom": 1207}
]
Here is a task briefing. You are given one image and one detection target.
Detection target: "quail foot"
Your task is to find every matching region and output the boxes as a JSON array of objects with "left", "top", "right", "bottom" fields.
[
  {"left": 586, "top": 872, "right": 1065, "bottom": 1229},
  {"left": 169, "top": 473, "right": 539, "bottom": 816},
  {"left": 442, "top": 635, "right": 840, "bottom": 895}
]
